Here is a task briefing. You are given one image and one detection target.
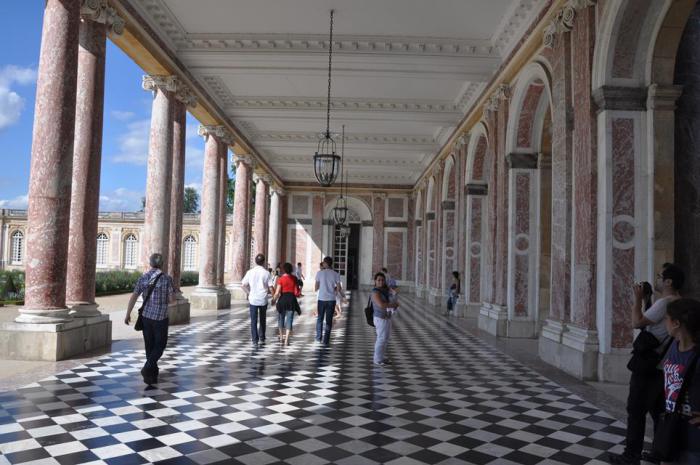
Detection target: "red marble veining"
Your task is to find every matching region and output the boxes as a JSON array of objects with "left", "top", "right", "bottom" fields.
[
  {"left": 516, "top": 83, "right": 545, "bottom": 149},
  {"left": 612, "top": 0, "right": 652, "bottom": 79},
  {"left": 386, "top": 231, "right": 404, "bottom": 280},
  {"left": 293, "top": 227, "right": 307, "bottom": 268},
  {"left": 406, "top": 197, "right": 415, "bottom": 281},
  {"left": 443, "top": 211, "right": 455, "bottom": 288},
  {"left": 611, "top": 118, "right": 635, "bottom": 348},
  {"left": 216, "top": 146, "right": 228, "bottom": 286},
  {"left": 372, "top": 196, "right": 385, "bottom": 273},
  {"left": 473, "top": 137, "right": 487, "bottom": 181},
  {"left": 571, "top": 6, "right": 598, "bottom": 329},
  {"left": 469, "top": 198, "right": 483, "bottom": 303},
  {"left": 549, "top": 30, "right": 573, "bottom": 323},
  {"left": 415, "top": 225, "right": 423, "bottom": 286},
  {"left": 311, "top": 195, "right": 324, "bottom": 266},
  {"left": 447, "top": 161, "right": 457, "bottom": 200},
  {"left": 427, "top": 219, "right": 435, "bottom": 288},
  {"left": 515, "top": 173, "right": 530, "bottom": 235},
  {"left": 142, "top": 85, "right": 174, "bottom": 271},
  {"left": 66, "top": 19, "right": 106, "bottom": 306},
  {"left": 24, "top": 0, "right": 80, "bottom": 314},
  {"left": 198, "top": 134, "right": 222, "bottom": 287},
  {"left": 231, "top": 159, "right": 251, "bottom": 282},
  {"left": 387, "top": 198, "right": 404, "bottom": 218},
  {"left": 456, "top": 145, "right": 467, "bottom": 276},
  {"left": 433, "top": 171, "right": 444, "bottom": 289},
  {"left": 514, "top": 254, "right": 529, "bottom": 316},
  {"left": 494, "top": 99, "right": 510, "bottom": 307},
  {"left": 253, "top": 177, "right": 269, "bottom": 258},
  {"left": 168, "top": 100, "right": 186, "bottom": 289},
  {"left": 483, "top": 111, "right": 497, "bottom": 304}
]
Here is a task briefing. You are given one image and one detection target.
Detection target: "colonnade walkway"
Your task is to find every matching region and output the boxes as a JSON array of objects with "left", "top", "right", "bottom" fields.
[{"left": 0, "top": 294, "right": 633, "bottom": 465}]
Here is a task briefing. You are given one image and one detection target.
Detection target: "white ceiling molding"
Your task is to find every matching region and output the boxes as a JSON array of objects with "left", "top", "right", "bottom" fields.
[{"left": 491, "top": 0, "right": 548, "bottom": 57}]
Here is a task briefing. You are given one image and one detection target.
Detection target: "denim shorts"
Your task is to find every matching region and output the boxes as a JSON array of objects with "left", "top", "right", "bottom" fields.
[{"left": 278, "top": 310, "right": 294, "bottom": 329}]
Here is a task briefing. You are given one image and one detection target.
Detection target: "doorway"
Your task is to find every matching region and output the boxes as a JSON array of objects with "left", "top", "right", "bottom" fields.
[{"left": 346, "top": 224, "right": 361, "bottom": 290}]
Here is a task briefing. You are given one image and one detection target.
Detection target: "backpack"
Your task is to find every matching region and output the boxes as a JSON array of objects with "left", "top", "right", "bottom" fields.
[{"left": 364, "top": 297, "right": 375, "bottom": 327}]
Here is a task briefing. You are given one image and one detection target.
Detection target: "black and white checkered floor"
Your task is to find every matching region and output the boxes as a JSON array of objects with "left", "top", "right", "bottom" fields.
[{"left": 0, "top": 294, "right": 629, "bottom": 465}]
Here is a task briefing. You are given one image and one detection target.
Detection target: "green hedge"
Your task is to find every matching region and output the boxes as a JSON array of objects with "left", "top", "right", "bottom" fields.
[{"left": 0, "top": 269, "right": 199, "bottom": 303}]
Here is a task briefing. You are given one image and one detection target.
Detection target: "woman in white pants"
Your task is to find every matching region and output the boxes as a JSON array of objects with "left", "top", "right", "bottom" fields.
[{"left": 371, "top": 272, "right": 399, "bottom": 366}]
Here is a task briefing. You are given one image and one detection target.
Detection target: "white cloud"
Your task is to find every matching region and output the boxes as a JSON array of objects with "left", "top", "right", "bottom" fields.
[
  {"left": 110, "top": 110, "right": 135, "bottom": 121},
  {"left": 111, "top": 119, "right": 150, "bottom": 165},
  {"left": 0, "top": 65, "right": 37, "bottom": 130},
  {"left": 99, "top": 187, "right": 144, "bottom": 212},
  {"left": 0, "top": 194, "right": 28, "bottom": 209}
]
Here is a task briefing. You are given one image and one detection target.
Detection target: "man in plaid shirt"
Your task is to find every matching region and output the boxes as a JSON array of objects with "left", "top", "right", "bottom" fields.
[{"left": 124, "top": 253, "right": 175, "bottom": 385}]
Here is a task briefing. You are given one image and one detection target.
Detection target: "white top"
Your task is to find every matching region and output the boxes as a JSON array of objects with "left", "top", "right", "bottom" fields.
[
  {"left": 644, "top": 296, "right": 673, "bottom": 342},
  {"left": 294, "top": 266, "right": 304, "bottom": 279},
  {"left": 315, "top": 268, "right": 341, "bottom": 301},
  {"left": 241, "top": 266, "right": 271, "bottom": 306}
]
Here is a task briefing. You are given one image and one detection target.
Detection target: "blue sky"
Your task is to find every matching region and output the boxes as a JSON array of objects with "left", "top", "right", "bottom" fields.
[{"left": 0, "top": 2, "right": 222, "bottom": 212}]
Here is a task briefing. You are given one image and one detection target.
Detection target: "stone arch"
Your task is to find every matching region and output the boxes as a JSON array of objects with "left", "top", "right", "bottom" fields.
[
  {"left": 466, "top": 122, "right": 489, "bottom": 183},
  {"left": 506, "top": 61, "right": 553, "bottom": 155},
  {"left": 322, "top": 195, "right": 374, "bottom": 287},
  {"left": 441, "top": 155, "right": 457, "bottom": 202}
]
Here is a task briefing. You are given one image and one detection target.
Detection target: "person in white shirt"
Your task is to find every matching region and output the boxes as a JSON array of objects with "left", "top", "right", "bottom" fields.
[
  {"left": 241, "top": 253, "right": 272, "bottom": 347},
  {"left": 314, "top": 256, "right": 342, "bottom": 346}
]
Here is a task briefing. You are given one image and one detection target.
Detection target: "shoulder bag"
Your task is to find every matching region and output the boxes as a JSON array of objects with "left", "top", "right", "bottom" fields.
[
  {"left": 652, "top": 348, "right": 699, "bottom": 461},
  {"left": 364, "top": 296, "right": 375, "bottom": 327},
  {"left": 134, "top": 273, "right": 164, "bottom": 331}
]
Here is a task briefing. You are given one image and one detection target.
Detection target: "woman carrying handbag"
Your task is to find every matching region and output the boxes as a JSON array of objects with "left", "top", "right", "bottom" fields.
[{"left": 653, "top": 298, "right": 700, "bottom": 465}]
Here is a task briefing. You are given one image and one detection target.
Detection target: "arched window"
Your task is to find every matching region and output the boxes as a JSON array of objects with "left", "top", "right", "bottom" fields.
[
  {"left": 124, "top": 234, "right": 138, "bottom": 269},
  {"left": 11, "top": 231, "right": 23, "bottom": 265},
  {"left": 183, "top": 235, "right": 197, "bottom": 271},
  {"left": 96, "top": 233, "right": 109, "bottom": 267}
]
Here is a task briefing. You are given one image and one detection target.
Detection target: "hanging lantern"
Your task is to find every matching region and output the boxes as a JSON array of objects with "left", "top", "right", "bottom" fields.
[{"left": 332, "top": 196, "right": 348, "bottom": 225}]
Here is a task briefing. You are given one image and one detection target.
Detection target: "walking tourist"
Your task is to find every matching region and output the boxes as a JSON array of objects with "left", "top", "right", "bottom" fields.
[
  {"left": 371, "top": 271, "right": 399, "bottom": 366},
  {"left": 654, "top": 298, "right": 700, "bottom": 465},
  {"left": 609, "top": 263, "right": 684, "bottom": 465},
  {"left": 124, "top": 253, "right": 175, "bottom": 385},
  {"left": 295, "top": 262, "right": 305, "bottom": 297},
  {"left": 271, "top": 262, "right": 301, "bottom": 346},
  {"left": 314, "top": 256, "right": 342, "bottom": 346},
  {"left": 241, "top": 253, "right": 272, "bottom": 347}
]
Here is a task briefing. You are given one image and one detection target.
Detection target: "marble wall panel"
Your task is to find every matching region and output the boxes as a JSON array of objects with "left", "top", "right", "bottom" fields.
[
  {"left": 468, "top": 197, "right": 483, "bottom": 303},
  {"left": 387, "top": 198, "right": 404, "bottom": 218},
  {"left": 517, "top": 83, "right": 545, "bottom": 149},
  {"left": 386, "top": 231, "right": 404, "bottom": 280},
  {"left": 291, "top": 195, "right": 309, "bottom": 216}
]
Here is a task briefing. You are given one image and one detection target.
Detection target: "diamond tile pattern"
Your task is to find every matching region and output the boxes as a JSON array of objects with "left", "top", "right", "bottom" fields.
[{"left": 0, "top": 294, "right": 627, "bottom": 464}]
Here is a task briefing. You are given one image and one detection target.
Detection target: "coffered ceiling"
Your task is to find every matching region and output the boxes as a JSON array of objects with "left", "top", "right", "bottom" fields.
[{"left": 129, "top": 0, "right": 545, "bottom": 186}]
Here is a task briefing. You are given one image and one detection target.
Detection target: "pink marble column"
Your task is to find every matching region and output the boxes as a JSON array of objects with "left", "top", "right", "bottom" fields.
[
  {"left": 267, "top": 187, "right": 284, "bottom": 267},
  {"left": 168, "top": 89, "right": 195, "bottom": 290},
  {"left": 141, "top": 75, "right": 176, "bottom": 272},
  {"left": 228, "top": 154, "right": 254, "bottom": 295},
  {"left": 253, "top": 174, "right": 270, "bottom": 260},
  {"left": 196, "top": 126, "right": 224, "bottom": 288},
  {"left": 217, "top": 143, "right": 229, "bottom": 286},
  {"left": 66, "top": 16, "right": 108, "bottom": 318},
  {"left": 18, "top": 0, "right": 81, "bottom": 324},
  {"left": 372, "top": 194, "right": 386, "bottom": 273}
]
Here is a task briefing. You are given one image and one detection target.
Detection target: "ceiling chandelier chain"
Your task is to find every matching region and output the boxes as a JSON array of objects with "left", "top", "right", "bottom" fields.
[
  {"left": 313, "top": 10, "right": 341, "bottom": 187},
  {"left": 332, "top": 124, "right": 349, "bottom": 226}
]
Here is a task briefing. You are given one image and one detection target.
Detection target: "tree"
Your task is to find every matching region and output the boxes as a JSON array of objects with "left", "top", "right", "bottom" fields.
[
  {"left": 140, "top": 196, "right": 146, "bottom": 212},
  {"left": 184, "top": 187, "right": 199, "bottom": 213},
  {"left": 227, "top": 177, "right": 235, "bottom": 213}
]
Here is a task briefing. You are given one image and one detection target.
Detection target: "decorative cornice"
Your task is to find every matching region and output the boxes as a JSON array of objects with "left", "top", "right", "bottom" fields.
[
  {"left": 198, "top": 125, "right": 234, "bottom": 145},
  {"left": 81, "top": 0, "right": 125, "bottom": 34},
  {"left": 142, "top": 75, "right": 179, "bottom": 93},
  {"left": 592, "top": 86, "right": 647, "bottom": 112},
  {"left": 184, "top": 32, "right": 497, "bottom": 57},
  {"left": 490, "top": 0, "right": 543, "bottom": 56},
  {"left": 252, "top": 131, "right": 439, "bottom": 148},
  {"left": 543, "top": 0, "right": 597, "bottom": 48},
  {"left": 455, "top": 82, "right": 485, "bottom": 114}
]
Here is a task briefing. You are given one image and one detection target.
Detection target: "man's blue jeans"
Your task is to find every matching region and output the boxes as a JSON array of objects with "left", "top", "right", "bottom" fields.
[
  {"left": 249, "top": 304, "right": 267, "bottom": 343},
  {"left": 316, "top": 300, "right": 335, "bottom": 345}
]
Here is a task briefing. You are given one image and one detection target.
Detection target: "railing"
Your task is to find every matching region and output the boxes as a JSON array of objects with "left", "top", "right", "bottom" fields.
[{"left": 2, "top": 209, "right": 233, "bottom": 223}]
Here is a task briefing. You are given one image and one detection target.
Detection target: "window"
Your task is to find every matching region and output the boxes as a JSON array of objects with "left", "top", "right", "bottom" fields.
[
  {"left": 11, "top": 231, "right": 23, "bottom": 265},
  {"left": 96, "top": 233, "right": 109, "bottom": 267},
  {"left": 332, "top": 225, "right": 347, "bottom": 276},
  {"left": 183, "top": 235, "right": 197, "bottom": 271},
  {"left": 124, "top": 234, "right": 138, "bottom": 269}
]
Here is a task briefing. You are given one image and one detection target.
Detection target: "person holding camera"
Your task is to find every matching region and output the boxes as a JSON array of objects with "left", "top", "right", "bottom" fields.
[{"left": 609, "top": 263, "right": 684, "bottom": 465}]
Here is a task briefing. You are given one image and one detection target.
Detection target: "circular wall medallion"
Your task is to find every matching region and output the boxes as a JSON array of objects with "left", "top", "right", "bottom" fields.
[
  {"left": 470, "top": 242, "right": 481, "bottom": 258},
  {"left": 612, "top": 215, "right": 635, "bottom": 250},
  {"left": 514, "top": 233, "right": 529, "bottom": 254}
]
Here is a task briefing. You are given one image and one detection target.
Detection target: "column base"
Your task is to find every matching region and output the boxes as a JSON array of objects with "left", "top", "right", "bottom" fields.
[
  {"left": 191, "top": 286, "right": 231, "bottom": 310},
  {"left": 415, "top": 285, "right": 426, "bottom": 298},
  {"left": 168, "top": 294, "right": 190, "bottom": 325},
  {"left": 226, "top": 282, "right": 248, "bottom": 302},
  {"left": 538, "top": 321, "right": 600, "bottom": 380},
  {"left": 0, "top": 315, "right": 112, "bottom": 361},
  {"left": 68, "top": 302, "right": 101, "bottom": 318},
  {"left": 478, "top": 302, "right": 508, "bottom": 336},
  {"left": 598, "top": 348, "right": 631, "bottom": 384},
  {"left": 15, "top": 308, "right": 72, "bottom": 324}
]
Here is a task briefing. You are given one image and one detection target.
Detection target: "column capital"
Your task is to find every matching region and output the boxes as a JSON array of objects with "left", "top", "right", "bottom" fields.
[
  {"left": 647, "top": 83, "right": 683, "bottom": 111},
  {"left": 270, "top": 185, "right": 286, "bottom": 196},
  {"left": 506, "top": 152, "right": 538, "bottom": 169},
  {"left": 592, "top": 85, "right": 647, "bottom": 112},
  {"left": 81, "top": 0, "right": 125, "bottom": 35},
  {"left": 233, "top": 153, "right": 254, "bottom": 168},
  {"left": 252, "top": 172, "right": 270, "bottom": 185},
  {"left": 198, "top": 125, "right": 234, "bottom": 145},
  {"left": 175, "top": 84, "right": 198, "bottom": 108},
  {"left": 142, "top": 75, "right": 178, "bottom": 93},
  {"left": 466, "top": 182, "right": 488, "bottom": 196},
  {"left": 452, "top": 133, "right": 468, "bottom": 151},
  {"left": 543, "top": 0, "right": 597, "bottom": 48},
  {"left": 373, "top": 192, "right": 387, "bottom": 200}
]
